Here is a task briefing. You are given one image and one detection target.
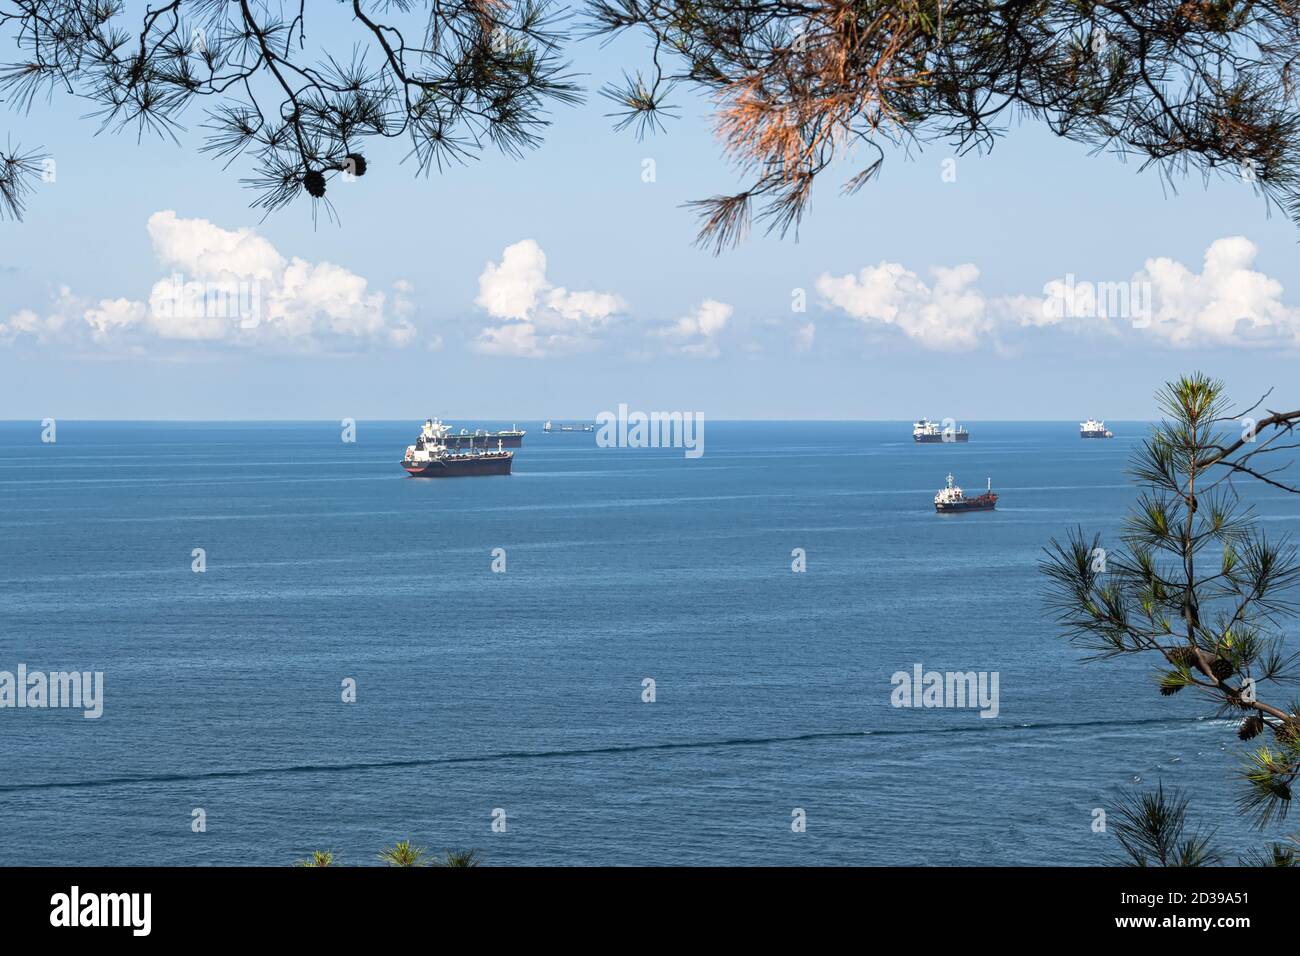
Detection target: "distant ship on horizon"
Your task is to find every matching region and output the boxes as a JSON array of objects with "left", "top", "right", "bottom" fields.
[
  {"left": 914, "top": 417, "right": 969, "bottom": 443},
  {"left": 1080, "top": 418, "right": 1113, "bottom": 439},
  {"left": 934, "top": 474, "right": 997, "bottom": 513},
  {"left": 421, "top": 417, "right": 524, "bottom": 448},
  {"left": 543, "top": 419, "right": 595, "bottom": 433}
]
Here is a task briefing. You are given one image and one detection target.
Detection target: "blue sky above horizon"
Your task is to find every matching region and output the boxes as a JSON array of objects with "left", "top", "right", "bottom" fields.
[{"left": 2, "top": 5, "right": 1299, "bottom": 421}]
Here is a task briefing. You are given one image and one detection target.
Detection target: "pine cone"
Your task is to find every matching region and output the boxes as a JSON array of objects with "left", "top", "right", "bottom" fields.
[
  {"left": 1239, "top": 715, "right": 1265, "bottom": 741},
  {"left": 1167, "top": 646, "right": 1197, "bottom": 668},
  {"left": 303, "top": 169, "right": 326, "bottom": 198},
  {"left": 1210, "top": 658, "right": 1234, "bottom": 682}
]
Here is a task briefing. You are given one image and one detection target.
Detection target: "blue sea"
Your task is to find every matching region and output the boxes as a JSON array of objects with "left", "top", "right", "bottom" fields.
[{"left": 1, "top": 420, "right": 1296, "bottom": 866}]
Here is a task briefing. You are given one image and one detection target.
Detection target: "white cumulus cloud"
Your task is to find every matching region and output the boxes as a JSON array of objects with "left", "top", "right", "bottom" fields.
[
  {"left": 816, "top": 262, "right": 992, "bottom": 351},
  {"left": 4, "top": 211, "right": 418, "bottom": 350},
  {"left": 1136, "top": 236, "right": 1300, "bottom": 347},
  {"left": 148, "top": 209, "right": 285, "bottom": 281},
  {"left": 85, "top": 298, "right": 148, "bottom": 342},
  {"left": 1, "top": 286, "right": 82, "bottom": 345},
  {"left": 816, "top": 237, "right": 1298, "bottom": 351},
  {"left": 657, "top": 299, "right": 733, "bottom": 357},
  {"left": 473, "top": 239, "right": 625, "bottom": 357}
]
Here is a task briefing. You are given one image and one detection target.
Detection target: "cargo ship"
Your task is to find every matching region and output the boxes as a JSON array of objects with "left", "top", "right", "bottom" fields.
[
  {"left": 914, "top": 417, "right": 969, "bottom": 443},
  {"left": 401, "top": 419, "right": 513, "bottom": 477},
  {"left": 543, "top": 420, "right": 595, "bottom": 433},
  {"left": 934, "top": 474, "right": 997, "bottom": 513},
  {"left": 1080, "top": 418, "right": 1113, "bottom": 439},
  {"left": 422, "top": 417, "right": 524, "bottom": 449}
]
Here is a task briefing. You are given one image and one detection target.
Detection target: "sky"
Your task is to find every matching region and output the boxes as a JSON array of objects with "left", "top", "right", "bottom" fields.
[{"left": 1, "top": 4, "right": 1298, "bottom": 421}]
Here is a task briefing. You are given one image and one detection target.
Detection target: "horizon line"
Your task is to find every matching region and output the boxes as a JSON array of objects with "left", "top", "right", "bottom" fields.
[{"left": 0, "top": 417, "right": 1159, "bottom": 424}]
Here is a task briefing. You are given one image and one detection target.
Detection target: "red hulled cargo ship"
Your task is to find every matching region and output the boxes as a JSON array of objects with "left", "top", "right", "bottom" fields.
[
  {"left": 934, "top": 474, "right": 997, "bottom": 513},
  {"left": 402, "top": 419, "right": 513, "bottom": 477}
]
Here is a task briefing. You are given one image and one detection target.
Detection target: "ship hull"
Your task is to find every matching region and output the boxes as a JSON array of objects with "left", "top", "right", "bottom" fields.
[
  {"left": 915, "top": 433, "right": 970, "bottom": 443},
  {"left": 441, "top": 434, "right": 523, "bottom": 449},
  {"left": 402, "top": 455, "right": 513, "bottom": 477},
  {"left": 936, "top": 494, "right": 997, "bottom": 513},
  {"left": 1080, "top": 432, "right": 1111, "bottom": 439}
]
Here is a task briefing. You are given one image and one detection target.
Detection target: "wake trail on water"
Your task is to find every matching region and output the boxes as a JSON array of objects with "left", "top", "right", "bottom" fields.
[{"left": 0, "top": 714, "right": 1226, "bottom": 795}]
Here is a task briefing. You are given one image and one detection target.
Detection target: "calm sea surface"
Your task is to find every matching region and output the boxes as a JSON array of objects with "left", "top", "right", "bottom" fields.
[{"left": 2, "top": 420, "right": 1296, "bottom": 865}]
